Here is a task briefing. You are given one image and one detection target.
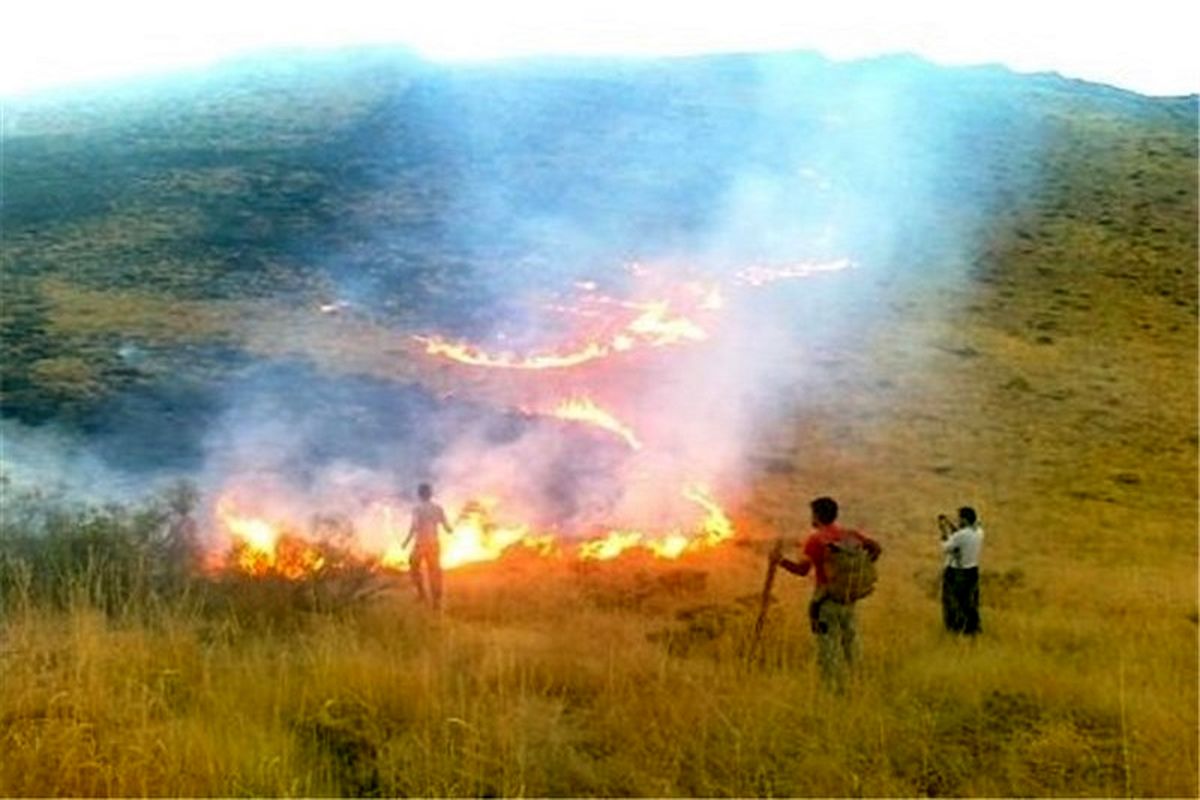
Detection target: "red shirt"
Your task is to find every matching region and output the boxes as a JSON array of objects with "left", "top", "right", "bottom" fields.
[{"left": 801, "top": 523, "right": 881, "bottom": 586}]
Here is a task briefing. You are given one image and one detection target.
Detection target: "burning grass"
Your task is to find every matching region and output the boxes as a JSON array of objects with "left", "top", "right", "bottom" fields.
[{"left": 206, "top": 481, "right": 735, "bottom": 582}]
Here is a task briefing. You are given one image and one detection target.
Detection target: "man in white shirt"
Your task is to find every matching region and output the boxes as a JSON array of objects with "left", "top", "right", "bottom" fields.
[
  {"left": 404, "top": 483, "right": 450, "bottom": 610},
  {"left": 940, "top": 506, "right": 983, "bottom": 635}
]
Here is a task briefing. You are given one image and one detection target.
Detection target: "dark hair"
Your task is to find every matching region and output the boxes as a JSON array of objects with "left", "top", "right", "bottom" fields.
[
  {"left": 810, "top": 496, "right": 839, "bottom": 525},
  {"left": 418, "top": 483, "right": 433, "bottom": 500},
  {"left": 958, "top": 506, "right": 977, "bottom": 525}
]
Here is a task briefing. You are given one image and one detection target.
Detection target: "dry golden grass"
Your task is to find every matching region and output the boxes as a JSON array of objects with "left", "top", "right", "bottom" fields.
[{"left": 1, "top": 532, "right": 1194, "bottom": 797}]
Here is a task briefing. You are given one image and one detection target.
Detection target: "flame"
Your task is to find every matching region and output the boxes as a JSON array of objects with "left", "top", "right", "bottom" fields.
[
  {"left": 413, "top": 335, "right": 610, "bottom": 370},
  {"left": 577, "top": 485, "right": 733, "bottom": 561},
  {"left": 213, "top": 485, "right": 735, "bottom": 577},
  {"left": 415, "top": 257, "right": 852, "bottom": 370},
  {"left": 734, "top": 258, "right": 852, "bottom": 287},
  {"left": 683, "top": 484, "right": 734, "bottom": 547},
  {"left": 438, "top": 501, "right": 557, "bottom": 569},
  {"left": 414, "top": 294, "right": 709, "bottom": 370},
  {"left": 379, "top": 499, "right": 558, "bottom": 572},
  {"left": 645, "top": 533, "right": 690, "bottom": 559},
  {"left": 205, "top": 258, "right": 865, "bottom": 580},
  {"left": 218, "top": 501, "right": 327, "bottom": 579},
  {"left": 577, "top": 530, "right": 643, "bottom": 560},
  {"left": 625, "top": 301, "right": 707, "bottom": 346},
  {"left": 549, "top": 396, "right": 642, "bottom": 450}
]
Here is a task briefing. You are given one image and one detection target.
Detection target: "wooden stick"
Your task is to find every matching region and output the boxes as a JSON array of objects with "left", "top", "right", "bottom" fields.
[{"left": 749, "top": 539, "right": 783, "bottom": 656}]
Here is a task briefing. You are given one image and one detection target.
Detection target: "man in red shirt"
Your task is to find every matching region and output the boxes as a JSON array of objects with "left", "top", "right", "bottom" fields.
[{"left": 771, "top": 496, "right": 882, "bottom": 689}]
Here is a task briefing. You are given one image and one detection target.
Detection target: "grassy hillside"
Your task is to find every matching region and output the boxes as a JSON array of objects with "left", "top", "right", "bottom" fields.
[
  {"left": 2, "top": 51, "right": 1193, "bottom": 441},
  {"left": 0, "top": 49, "right": 1196, "bottom": 797}
]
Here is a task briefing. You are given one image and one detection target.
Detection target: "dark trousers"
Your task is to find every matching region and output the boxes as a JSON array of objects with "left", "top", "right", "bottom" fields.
[{"left": 941, "top": 566, "right": 981, "bottom": 635}]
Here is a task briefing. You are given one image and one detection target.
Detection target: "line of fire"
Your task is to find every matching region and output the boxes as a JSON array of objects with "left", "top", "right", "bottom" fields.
[{"left": 205, "top": 259, "right": 853, "bottom": 580}]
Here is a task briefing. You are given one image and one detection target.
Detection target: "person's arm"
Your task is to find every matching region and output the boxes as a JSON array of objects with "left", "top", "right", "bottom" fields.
[
  {"left": 403, "top": 510, "right": 417, "bottom": 549},
  {"left": 778, "top": 555, "right": 811, "bottom": 576},
  {"left": 937, "top": 514, "right": 957, "bottom": 540},
  {"left": 855, "top": 531, "right": 883, "bottom": 561},
  {"left": 941, "top": 529, "right": 962, "bottom": 567},
  {"left": 437, "top": 506, "right": 451, "bottom": 536},
  {"left": 769, "top": 537, "right": 812, "bottom": 576}
]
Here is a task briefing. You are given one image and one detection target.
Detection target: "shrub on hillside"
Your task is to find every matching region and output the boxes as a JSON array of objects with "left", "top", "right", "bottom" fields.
[{"left": 0, "top": 477, "right": 201, "bottom": 615}]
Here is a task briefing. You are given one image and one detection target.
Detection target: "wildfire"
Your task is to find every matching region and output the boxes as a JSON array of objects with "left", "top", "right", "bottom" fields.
[
  {"left": 213, "top": 485, "right": 734, "bottom": 579},
  {"left": 734, "top": 258, "right": 852, "bottom": 287},
  {"left": 623, "top": 301, "right": 707, "bottom": 347},
  {"left": 414, "top": 259, "right": 850, "bottom": 369},
  {"left": 683, "top": 485, "right": 735, "bottom": 547},
  {"left": 576, "top": 485, "right": 733, "bottom": 561},
  {"left": 414, "top": 297, "right": 709, "bottom": 370},
  {"left": 413, "top": 336, "right": 610, "bottom": 370},
  {"left": 217, "top": 501, "right": 327, "bottom": 579},
  {"left": 577, "top": 530, "right": 643, "bottom": 560},
  {"left": 549, "top": 396, "right": 642, "bottom": 450},
  {"left": 209, "top": 258, "right": 860, "bottom": 582},
  {"left": 433, "top": 500, "right": 556, "bottom": 570}
]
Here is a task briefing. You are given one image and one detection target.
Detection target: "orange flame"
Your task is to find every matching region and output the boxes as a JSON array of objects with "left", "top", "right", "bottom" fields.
[
  {"left": 208, "top": 258, "right": 865, "bottom": 580},
  {"left": 577, "top": 485, "right": 733, "bottom": 561},
  {"left": 577, "top": 530, "right": 643, "bottom": 560},
  {"left": 380, "top": 499, "right": 557, "bottom": 572},
  {"left": 549, "top": 396, "right": 642, "bottom": 450},
  {"left": 414, "top": 258, "right": 852, "bottom": 371},
  {"left": 683, "top": 484, "right": 735, "bottom": 547},
  {"left": 413, "top": 335, "right": 610, "bottom": 370},
  {"left": 214, "top": 485, "right": 735, "bottom": 578},
  {"left": 414, "top": 295, "right": 709, "bottom": 370},
  {"left": 218, "top": 501, "right": 327, "bottom": 579}
]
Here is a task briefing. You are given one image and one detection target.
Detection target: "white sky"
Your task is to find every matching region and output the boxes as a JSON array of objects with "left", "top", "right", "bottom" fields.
[{"left": 1, "top": 0, "right": 1197, "bottom": 98}]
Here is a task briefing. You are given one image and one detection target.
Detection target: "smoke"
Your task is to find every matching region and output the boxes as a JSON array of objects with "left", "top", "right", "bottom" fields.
[
  {"left": 2, "top": 49, "right": 1042, "bottom": 550},
  {"left": 0, "top": 419, "right": 153, "bottom": 503},
  {"left": 366, "top": 53, "right": 1035, "bottom": 532}
]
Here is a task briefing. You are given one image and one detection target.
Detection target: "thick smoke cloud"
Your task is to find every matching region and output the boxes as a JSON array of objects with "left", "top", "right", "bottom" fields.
[{"left": 2, "top": 50, "right": 1038, "bottom": 548}]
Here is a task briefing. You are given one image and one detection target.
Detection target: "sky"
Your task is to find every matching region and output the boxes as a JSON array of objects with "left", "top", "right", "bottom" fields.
[{"left": 0, "top": 0, "right": 1197, "bottom": 97}]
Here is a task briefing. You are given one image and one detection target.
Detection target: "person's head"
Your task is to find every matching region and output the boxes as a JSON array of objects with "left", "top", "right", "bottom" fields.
[
  {"left": 810, "top": 496, "right": 839, "bottom": 526},
  {"left": 958, "top": 506, "right": 977, "bottom": 526},
  {"left": 418, "top": 483, "right": 433, "bottom": 501}
]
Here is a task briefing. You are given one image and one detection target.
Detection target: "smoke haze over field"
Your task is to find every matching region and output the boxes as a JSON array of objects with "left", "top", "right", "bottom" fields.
[{"left": 0, "top": 49, "right": 1084, "bottom": 546}]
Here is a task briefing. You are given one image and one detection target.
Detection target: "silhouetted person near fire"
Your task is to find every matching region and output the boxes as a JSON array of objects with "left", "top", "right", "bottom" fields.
[
  {"left": 939, "top": 506, "right": 983, "bottom": 635},
  {"left": 770, "top": 496, "right": 882, "bottom": 690},
  {"left": 405, "top": 483, "right": 449, "bottom": 610}
]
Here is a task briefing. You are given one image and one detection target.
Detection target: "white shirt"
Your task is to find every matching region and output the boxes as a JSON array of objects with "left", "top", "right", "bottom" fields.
[
  {"left": 942, "top": 524, "right": 984, "bottom": 569},
  {"left": 411, "top": 500, "right": 449, "bottom": 544}
]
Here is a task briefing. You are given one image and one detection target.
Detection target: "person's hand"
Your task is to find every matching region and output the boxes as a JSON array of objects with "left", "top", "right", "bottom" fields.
[{"left": 768, "top": 540, "right": 784, "bottom": 565}]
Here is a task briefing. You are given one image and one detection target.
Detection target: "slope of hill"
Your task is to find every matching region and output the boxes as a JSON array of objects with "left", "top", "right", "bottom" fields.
[
  {"left": 0, "top": 48, "right": 1197, "bottom": 797},
  {"left": 2, "top": 50, "right": 1193, "bottom": 455}
]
